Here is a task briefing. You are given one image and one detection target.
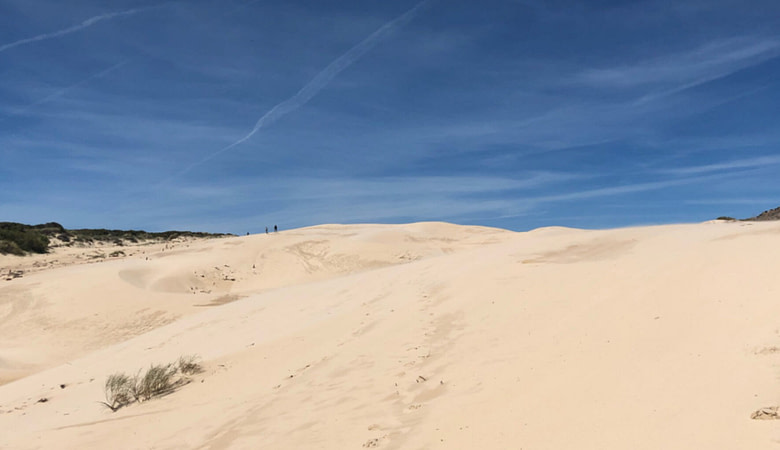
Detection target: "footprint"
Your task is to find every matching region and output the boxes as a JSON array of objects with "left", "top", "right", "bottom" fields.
[
  {"left": 752, "top": 406, "right": 780, "bottom": 420},
  {"left": 363, "top": 438, "right": 381, "bottom": 448}
]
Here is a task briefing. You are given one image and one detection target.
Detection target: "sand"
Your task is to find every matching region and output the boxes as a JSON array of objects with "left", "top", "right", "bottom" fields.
[{"left": 1, "top": 220, "right": 780, "bottom": 448}]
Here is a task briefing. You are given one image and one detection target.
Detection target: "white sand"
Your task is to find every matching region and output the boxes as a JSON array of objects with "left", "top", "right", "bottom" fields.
[{"left": 1, "top": 220, "right": 780, "bottom": 448}]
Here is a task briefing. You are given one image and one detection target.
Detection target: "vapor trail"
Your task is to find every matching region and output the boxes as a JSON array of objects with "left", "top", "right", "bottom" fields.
[
  {"left": 178, "top": 0, "right": 432, "bottom": 177},
  {"left": 1, "top": 60, "right": 129, "bottom": 120},
  {"left": 0, "top": 6, "right": 159, "bottom": 54}
]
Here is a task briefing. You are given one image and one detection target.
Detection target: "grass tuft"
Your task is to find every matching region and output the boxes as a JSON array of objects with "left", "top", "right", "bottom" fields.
[
  {"left": 101, "top": 373, "right": 134, "bottom": 412},
  {"left": 132, "top": 363, "right": 179, "bottom": 402},
  {"left": 100, "top": 355, "right": 203, "bottom": 412},
  {"left": 177, "top": 355, "right": 203, "bottom": 375}
]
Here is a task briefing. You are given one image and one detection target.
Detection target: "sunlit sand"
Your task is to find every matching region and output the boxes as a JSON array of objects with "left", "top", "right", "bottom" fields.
[{"left": 2, "top": 220, "right": 779, "bottom": 448}]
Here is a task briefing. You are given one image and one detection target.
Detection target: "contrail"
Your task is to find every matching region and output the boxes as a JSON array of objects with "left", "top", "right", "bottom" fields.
[
  {"left": 1, "top": 60, "right": 129, "bottom": 121},
  {"left": 0, "top": 6, "right": 160, "bottom": 54},
  {"left": 177, "top": 0, "right": 433, "bottom": 177}
]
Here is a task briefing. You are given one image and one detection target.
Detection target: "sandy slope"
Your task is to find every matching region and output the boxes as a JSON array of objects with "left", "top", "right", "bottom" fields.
[{"left": 1, "top": 221, "right": 780, "bottom": 449}]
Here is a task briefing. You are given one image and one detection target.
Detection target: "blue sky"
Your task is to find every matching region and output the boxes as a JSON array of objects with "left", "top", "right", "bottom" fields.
[{"left": 2, "top": 0, "right": 780, "bottom": 233}]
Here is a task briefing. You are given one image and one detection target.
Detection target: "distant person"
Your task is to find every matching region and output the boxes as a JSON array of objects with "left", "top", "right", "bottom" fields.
[
  {"left": 274, "top": 225, "right": 278, "bottom": 233},
  {"left": 265, "top": 227, "right": 268, "bottom": 234}
]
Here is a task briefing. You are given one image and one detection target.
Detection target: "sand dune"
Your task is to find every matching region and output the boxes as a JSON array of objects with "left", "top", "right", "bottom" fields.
[{"left": 2, "top": 221, "right": 780, "bottom": 448}]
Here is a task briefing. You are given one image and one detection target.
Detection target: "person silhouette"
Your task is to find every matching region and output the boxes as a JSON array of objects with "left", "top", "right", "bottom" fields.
[
  {"left": 265, "top": 227, "right": 268, "bottom": 234},
  {"left": 274, "top": 225, "right": 278, "bottom": 232}
]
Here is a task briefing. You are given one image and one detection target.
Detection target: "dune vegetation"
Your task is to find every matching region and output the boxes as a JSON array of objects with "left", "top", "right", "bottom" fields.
[{"left": 0, "top": 221, "right": 232, "bottom": 255}]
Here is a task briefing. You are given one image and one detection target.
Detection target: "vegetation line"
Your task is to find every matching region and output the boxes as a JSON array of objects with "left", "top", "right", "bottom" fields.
[{"left": 0, "top": 221, "right": 232, "bottom": 255}]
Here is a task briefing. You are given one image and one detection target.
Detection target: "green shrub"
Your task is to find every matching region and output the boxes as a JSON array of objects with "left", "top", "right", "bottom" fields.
[
  {"left": 0, "top": 225, "right": 49, "bottom": 254},
  {"left": 18, "top": 230, "right": 49, "bottom": 253},
  {"left": 0, "top": 240, "right": 24, "bottom": 256},
  {"left": 31, "top": 222, "right": 65, "bottom": 233}
]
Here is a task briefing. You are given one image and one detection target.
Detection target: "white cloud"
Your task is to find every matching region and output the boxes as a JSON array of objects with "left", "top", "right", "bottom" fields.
[
  {"left": 0, "top": 60, "right": 128, "bottom": 121},
  {"left": 659, "top": 155, "right": 780, "bottom": 175},
  {"left": 574, "top": 36, "right": 780, "bottom": 98}
]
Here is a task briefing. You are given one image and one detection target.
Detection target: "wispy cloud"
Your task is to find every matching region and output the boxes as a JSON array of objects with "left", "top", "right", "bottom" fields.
[
  {"left": 537, "top": 177, "right": 710, "bottom": 202},
  {"left": 164, "top": 171, "right": 719, "bottom": 231},
  {"left": 175, "top": 0, "right": 434, "bottom": 178},
  {"left": 0, "top": 60, "right": 128, "bottom": 121},
  {"left": 149, "top": 171, "right": 726, "bottom": 231},
  {"left": 575, "top": 36, "right": 780, "bottom": 101},
  {"left": 272, "top": 173, "right": 569, "bottom": 201},
  {"left": 0, "top": 5, "right": 161, "bottom": 54},
  {"left": 468, "top": 172, "right": 737, "bottom": 223},
  {"left": 685, "top": 197, "right": 779, "bottom": 206},
  {"left": 120, "top": 172, "right": 563, "bottom": 231},
  {"left": 658, "top": 155, "right": 780, "bottom": 176}
]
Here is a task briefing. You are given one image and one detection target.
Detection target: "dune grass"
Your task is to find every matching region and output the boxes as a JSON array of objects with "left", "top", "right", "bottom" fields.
[{"left": 101, "top": 355, "right": 202, "bottom": 412}]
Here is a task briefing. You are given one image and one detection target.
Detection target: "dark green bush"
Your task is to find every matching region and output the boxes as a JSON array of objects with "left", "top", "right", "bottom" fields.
[
  {"left": 0, "top": 224, "right": 49, "bottom": 254},
  {"left": 0, "top": 240, "right": 25, "bottom": 256},
  {"left": 18, "top": 230, "right": 49, "bottom": 253}
]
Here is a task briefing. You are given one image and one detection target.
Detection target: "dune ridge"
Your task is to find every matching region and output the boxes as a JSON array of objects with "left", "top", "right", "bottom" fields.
[{"left": 1, "top": 221, "right": 780, "bottom": 448}]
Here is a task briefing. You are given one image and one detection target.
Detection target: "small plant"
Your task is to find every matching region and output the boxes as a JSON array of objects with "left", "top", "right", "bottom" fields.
[
  {"left": 100, "top": 355, "right": 203, "bottom": 412},
  {"left": 177, "top": 355, "right": 203, "bottom": 375},
  {"left": 101, "top": 373, "right": 134, "bottom": 411},
  {"left": 133, "top": 363, "right": 179, "bottom": 401}
]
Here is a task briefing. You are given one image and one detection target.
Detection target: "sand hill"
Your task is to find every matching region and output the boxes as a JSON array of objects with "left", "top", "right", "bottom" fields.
[{"left": 1, "top": 221, "right": 780, "bottom": 449}]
